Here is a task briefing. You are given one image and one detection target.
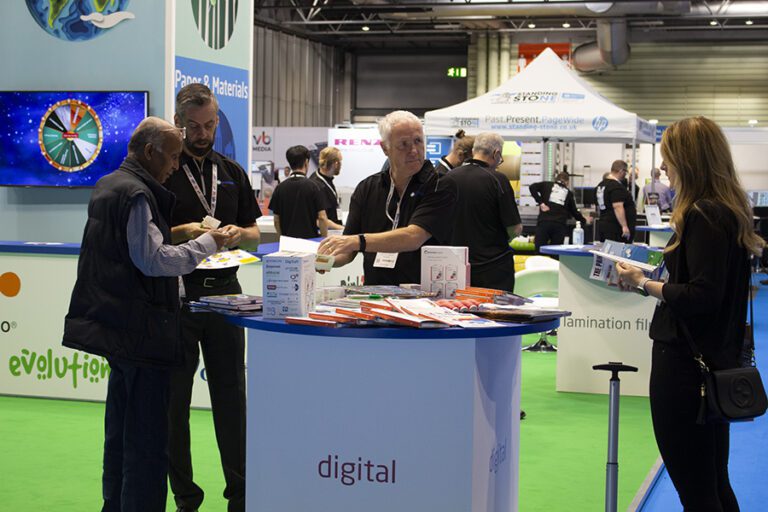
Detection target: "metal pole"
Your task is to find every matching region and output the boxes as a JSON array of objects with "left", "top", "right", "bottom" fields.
[{"left": 605, "top": 376, "right": 621, "bottom": 512}]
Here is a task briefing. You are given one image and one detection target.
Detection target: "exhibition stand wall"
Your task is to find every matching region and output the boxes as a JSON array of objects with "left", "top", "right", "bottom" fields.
[
  {"left": 540, "top": 245, "right": 656, "bottom": 396},
  {"left": 231, "top": 315, "right": 559, "bottom": 512},
  {"left": 0, "top": 241, "right": 362, "bottom": 408}
]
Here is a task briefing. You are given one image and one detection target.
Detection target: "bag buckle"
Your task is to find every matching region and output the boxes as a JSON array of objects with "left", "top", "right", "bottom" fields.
[{"left": 202, "top": 277, "right": 217, "bottom": 288}]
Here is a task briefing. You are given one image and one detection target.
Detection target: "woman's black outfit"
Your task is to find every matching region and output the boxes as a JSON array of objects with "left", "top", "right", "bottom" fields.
[{"left": 649, "top": 200, "right": 749, "bottom": 512}]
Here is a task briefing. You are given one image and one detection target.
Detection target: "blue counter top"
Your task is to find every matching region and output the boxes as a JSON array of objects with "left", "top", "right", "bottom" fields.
[
  {"left": 636, "top": 225, "right": 673, "bottom": 232},
  {"left": 539, "top": 244, "right": 594, "bottom": 257},
  {"left": 1, "top": 237, "right": 326, "bottom": 259},
  {"left": 229, "top": 315, "right": 559, "bottom": 339},
  {"left": 0, "top": 240, "right": 81, "bottom": 255}
]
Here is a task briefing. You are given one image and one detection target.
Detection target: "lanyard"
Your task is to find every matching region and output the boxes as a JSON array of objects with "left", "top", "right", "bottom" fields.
[
  {"left": 289, "top": 172, "right": 306, "bottom": 179},
  {"left": 316, "top": 172, "right": 339, "bottom": 205},
  {"left": 182, "top": 161, "right": 218, "bottom": 217},
  {"left": 385, "top": 175, "right": 412, "bottom": 231}
]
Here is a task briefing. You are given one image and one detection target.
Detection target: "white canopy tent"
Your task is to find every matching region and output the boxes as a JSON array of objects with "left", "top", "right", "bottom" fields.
[{"left": 424, "top": 48, "right": 655, "bottom": 145}]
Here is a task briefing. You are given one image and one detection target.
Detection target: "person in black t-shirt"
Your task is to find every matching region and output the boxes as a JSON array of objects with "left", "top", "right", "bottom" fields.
[
  {"left": 595, "top": 159, "right": 636, "bottom": 242},
  {"left": 318, "top": 110, "right": 457, "bottom": 285},
  {"left": 530, "top": 172, "right": 590, "bottom": 250},
  {"left": 270, "top": 145, "right": 328, "bottom": 239},
  {"left": 165, "top": 83, "right": 261, "bottom": 512},
  {"left": 616, "top": 117, "right": 765, "bottom": 512},
  {"left": 445, "top": 132, "right": 522, "bottom": 292},
  {"left": 309, "top": 146, "right": 344, "bottom": 231}
]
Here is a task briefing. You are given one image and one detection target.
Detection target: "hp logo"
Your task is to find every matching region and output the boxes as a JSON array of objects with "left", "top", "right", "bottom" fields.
[{"left": 592, "top": 116, "right": 609, "bottom": 131}]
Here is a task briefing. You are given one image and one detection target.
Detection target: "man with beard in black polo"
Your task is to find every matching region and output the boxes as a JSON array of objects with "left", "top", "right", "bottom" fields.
[{"left": 164, "top": 83, "right": 261, "bottom": 512}]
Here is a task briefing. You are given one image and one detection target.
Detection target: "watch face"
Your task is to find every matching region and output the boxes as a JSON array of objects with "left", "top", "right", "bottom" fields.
[{"left": 38, "top": 99, "right": 103, "bottom": 172}]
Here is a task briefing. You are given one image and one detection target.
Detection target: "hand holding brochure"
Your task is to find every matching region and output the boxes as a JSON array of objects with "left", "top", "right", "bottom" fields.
[{"left": 589, "top": 240, "right": 666, "bottom": 287}]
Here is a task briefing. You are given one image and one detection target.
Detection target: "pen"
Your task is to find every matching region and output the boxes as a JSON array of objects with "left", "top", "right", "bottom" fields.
[{"left": 347, "top": 294, "right": 384, "bottom": 300}]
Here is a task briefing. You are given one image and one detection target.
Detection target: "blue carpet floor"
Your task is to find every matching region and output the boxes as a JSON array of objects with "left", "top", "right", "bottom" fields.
[{"left": 639, "top": 274, "right": 768, "bottom": 511}]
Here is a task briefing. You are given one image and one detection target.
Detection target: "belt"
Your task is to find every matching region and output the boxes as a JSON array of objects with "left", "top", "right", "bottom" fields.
[{"left": 187, "top": 275, "right": 238, "bottom": 289}]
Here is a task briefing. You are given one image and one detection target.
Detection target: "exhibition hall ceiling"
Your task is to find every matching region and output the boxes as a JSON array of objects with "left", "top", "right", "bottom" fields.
[{"left": 253, "top": 0, "right": 768, "bottom": 50}]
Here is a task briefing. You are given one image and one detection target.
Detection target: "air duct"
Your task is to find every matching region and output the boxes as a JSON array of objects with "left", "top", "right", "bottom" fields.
[{"left": 573, "top": 19, "right": 630, "bottom": 72}]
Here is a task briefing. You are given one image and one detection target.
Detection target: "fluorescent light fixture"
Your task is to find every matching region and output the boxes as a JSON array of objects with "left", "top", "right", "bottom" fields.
[
  {"left": 746, "top": 20, "right": 754, "bottom": 25},
  {"left": 562, "top": 22, "right": 571, "bottom": 28},
  {"left": 649, "top": 119, "right": 659, "bottom": 124},
  {"left": 748, "top": 119, "right": 759, "bottom": 125},
  {"left": 361, "top": 25, "right": 370, "bottom": 31},
  {"left": 528, "top": 23, "right": 536, "bottom": 29},
  {"left": 709, "top": 20, "right": 718, "bottom": 26}
]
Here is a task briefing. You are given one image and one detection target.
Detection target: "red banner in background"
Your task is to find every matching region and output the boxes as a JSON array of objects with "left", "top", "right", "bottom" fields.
[{"left": 517, "top": 43, "right": 572, "bottom": 71}]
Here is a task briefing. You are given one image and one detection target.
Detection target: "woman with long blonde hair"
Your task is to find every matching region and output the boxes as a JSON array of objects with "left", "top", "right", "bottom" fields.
[{"left": 617, "top": 116, "right": 764, "bottom": 511}]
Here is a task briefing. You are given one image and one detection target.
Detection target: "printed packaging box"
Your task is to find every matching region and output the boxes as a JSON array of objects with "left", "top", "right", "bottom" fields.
[
  {"left": 262, "top": 251, "right": 316, "bottom": 319},
  {"left": 420, "top": 246, "right": 470, "bottom": 299}
]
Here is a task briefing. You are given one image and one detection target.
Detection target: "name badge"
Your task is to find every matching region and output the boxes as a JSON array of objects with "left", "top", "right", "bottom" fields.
[
  {"left": 373, "top": 252, "right": 398, "bottom": 268},
  {"left": 201, "top": 215, "right": 221, "bottom": 229},
  {"left": 337, "top": 208, "right": 343, "bottom": 221}
]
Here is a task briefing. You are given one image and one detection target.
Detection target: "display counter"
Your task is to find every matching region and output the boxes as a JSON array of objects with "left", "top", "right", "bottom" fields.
[
  {"left": 0, "top": 240, "right": 362, "bottom": 407},
  {"left": 228, "top": 315, "right": 558, "bottom": 512},
  {"left": 636, "top": 225, "right": 673, "bottom": 247},
  {"left": 540, "top": 245, "right": 656, "bottom": 396}
]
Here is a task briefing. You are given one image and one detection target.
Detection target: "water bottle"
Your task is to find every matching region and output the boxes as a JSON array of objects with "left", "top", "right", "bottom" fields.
[{"left": 572, "top": 221, "right": 585, "bottom": 246}]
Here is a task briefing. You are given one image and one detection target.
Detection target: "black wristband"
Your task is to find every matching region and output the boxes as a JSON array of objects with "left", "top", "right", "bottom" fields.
[{"left": 358, "top": 233, "right": 366, "bottom": 253}]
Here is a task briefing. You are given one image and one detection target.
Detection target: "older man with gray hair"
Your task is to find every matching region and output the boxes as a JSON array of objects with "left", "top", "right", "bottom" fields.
[
  {"left": 63, "top": 117, "right": 228, "bottom": 512},
  {"left": 444, "top": 131, "right": 522, "bottom": 292},
  {"left": 319, "top": 110, "right": 457, "bottom": 285}
]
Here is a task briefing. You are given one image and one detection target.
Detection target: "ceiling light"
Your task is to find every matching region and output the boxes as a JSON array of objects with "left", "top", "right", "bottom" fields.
[
  {"left": 562, "top": 22, "right": 571, "bottom": 28},
  {"left": 748, "top": 119, "right": 759, "bottom": 125},
  {"left": 649, "top": 119, "right": 659, "bottom": 125},
  {"left": 361, "top": 25, "right": 370, "bottom": 32},
  {"left": 709, "top": 20, "right": 718, "bottom": 26},
  {"left": 746, "top": 20, "right": 754, "bottom": 26},
  {"left": 528, "top": 23, "right": 536, "bottom": 29}
]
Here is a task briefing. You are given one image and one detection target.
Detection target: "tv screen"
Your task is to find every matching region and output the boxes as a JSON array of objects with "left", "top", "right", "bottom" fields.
[{"left": 0, "top": 91, "right": 148, "bottom": 187}]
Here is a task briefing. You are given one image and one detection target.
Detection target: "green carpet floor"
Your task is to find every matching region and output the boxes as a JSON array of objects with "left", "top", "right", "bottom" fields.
[{"left": 0, "top": 335, "right": 659, "bottom": 511}]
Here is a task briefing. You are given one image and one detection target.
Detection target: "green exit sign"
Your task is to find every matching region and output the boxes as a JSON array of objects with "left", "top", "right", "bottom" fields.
[{"left": 447, "top": 67, "right": 467, "bottom": 78}]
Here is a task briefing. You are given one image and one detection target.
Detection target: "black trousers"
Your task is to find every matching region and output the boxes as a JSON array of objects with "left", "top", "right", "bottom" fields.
[
  {"left": 471, "top": 251, "right": 516, "bottom": 292},
  {"left": 168, "top": 280, "right": 246, "bottom": 512},
  {"left": 597, "top": 219, "right": 635, "bottom": 243},
  {"left": 102, "top": 360, "right": 170, "bottom": 512},
  {"left": 650, "top": 342, "right": 739, "bottom": 512},
  {"left": 534, "top": 220, "right": 568, "bottom": 251}
]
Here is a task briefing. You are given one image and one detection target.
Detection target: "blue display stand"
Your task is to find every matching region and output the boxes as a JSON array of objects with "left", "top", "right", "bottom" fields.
[{"left": 230, "top": 316, "right": 558, "bottom": 512}]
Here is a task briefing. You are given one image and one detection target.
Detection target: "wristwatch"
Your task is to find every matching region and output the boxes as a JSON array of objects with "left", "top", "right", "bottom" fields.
[
  {"left": 358, "top": 233, "right": 367, "bottom": 253},
  {"left": 637, "top": 277, "right": 651, "bottom": 296}
]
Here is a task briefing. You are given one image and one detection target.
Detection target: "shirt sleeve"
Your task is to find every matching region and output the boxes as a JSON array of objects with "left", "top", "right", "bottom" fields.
[
  {"left": 661, "top": 207, "right": 732, "bottom": 318},
  {"left": 127, "top": 195, "right": 218, "bottom": 277},
  {"left": 408, "top": 174, "right": 458, "bottom": 243},
  {"left": 233, "top": 163, "right": 261, "bottom": 225},
  {"left": 498, "top": 174, "right": 522, "bottom": 227},
  {"left": 529, "top": 181, "right": 544, "bottom": 204},
  {"left": 343, "top": 183, "right": 364, "bottom": 236},
  {"left": 269, "top": 184, "right": 282, "bottom": 215},
  {"left": 566, "top": 190, "right": 587, "bottom": 224}
]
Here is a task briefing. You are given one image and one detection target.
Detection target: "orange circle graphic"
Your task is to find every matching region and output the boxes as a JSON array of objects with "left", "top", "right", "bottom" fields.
[{"left": 0, "top": 272, "right": 21, "bottom": 297}]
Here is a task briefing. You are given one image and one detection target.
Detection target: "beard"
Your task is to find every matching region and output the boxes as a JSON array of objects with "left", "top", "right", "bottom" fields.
[{"left": 185, "top": 139, "right": 214, "bottom": 157}]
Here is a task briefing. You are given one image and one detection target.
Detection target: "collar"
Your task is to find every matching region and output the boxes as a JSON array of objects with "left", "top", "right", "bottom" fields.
[
  {"left": 317, "top": 170, "right": 334, "bottom": 182},
  {"left": 439, "top": 156, "right": 454, "bottom": 170},
  {"left": 380, "top": 160, "right": 434, "bottom": 187},
  {"left": 180, "top": 150, "right": 224, "bottom": 170},
  {"left": 465, "top": 158, "right": 491, "bottom": 169}
]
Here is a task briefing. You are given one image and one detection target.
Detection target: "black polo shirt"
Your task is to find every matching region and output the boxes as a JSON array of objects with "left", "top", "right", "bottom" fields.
[
  {"left": 343, "top": 160, "right": 457, "bottom": 285},
  {"left": 165, "top": 151, "right": 261, "bottom": 279},
  {"left": 445, "top": 159, "right": 521, "bottom": 265},
  {"left": 309, "top": 171, "right": 341, "bottom": 225},
  {"left": 269, "top": 172, "right": 325, "bottom": 238},
  {"left": 595, "top": 178, "right": 636, "bottom": 230}
]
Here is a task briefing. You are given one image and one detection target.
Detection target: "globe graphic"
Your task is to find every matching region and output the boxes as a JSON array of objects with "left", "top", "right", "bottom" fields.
[
  {"left": 214, "top": 109, "right": 236, "bottom": 162},
  {"left": 26, "top": 0, "right": 132, "bottom": 41}
]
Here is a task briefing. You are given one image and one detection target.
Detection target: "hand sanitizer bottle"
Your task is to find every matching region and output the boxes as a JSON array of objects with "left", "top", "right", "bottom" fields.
[{"left": 572, "top": 221, "right": 584, "bottom": 246}]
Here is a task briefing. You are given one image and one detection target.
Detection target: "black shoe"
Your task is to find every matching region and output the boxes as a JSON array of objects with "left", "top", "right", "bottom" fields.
[
  {"left": 176, "top": 508, "right": 198, "bottom": 512},
  {"left": 520, "top": 410, "right": 526, "bottom": 420}
]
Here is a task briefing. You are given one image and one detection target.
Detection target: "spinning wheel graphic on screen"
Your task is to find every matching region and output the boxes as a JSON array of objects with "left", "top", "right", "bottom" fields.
[{"left": 38, "top": 99, "right": 103, "bottom": 172}]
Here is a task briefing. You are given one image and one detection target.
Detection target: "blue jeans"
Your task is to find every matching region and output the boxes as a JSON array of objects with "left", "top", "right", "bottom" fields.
[{"left": 102, "top": 359, "right": 171, "bottom": 512}]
